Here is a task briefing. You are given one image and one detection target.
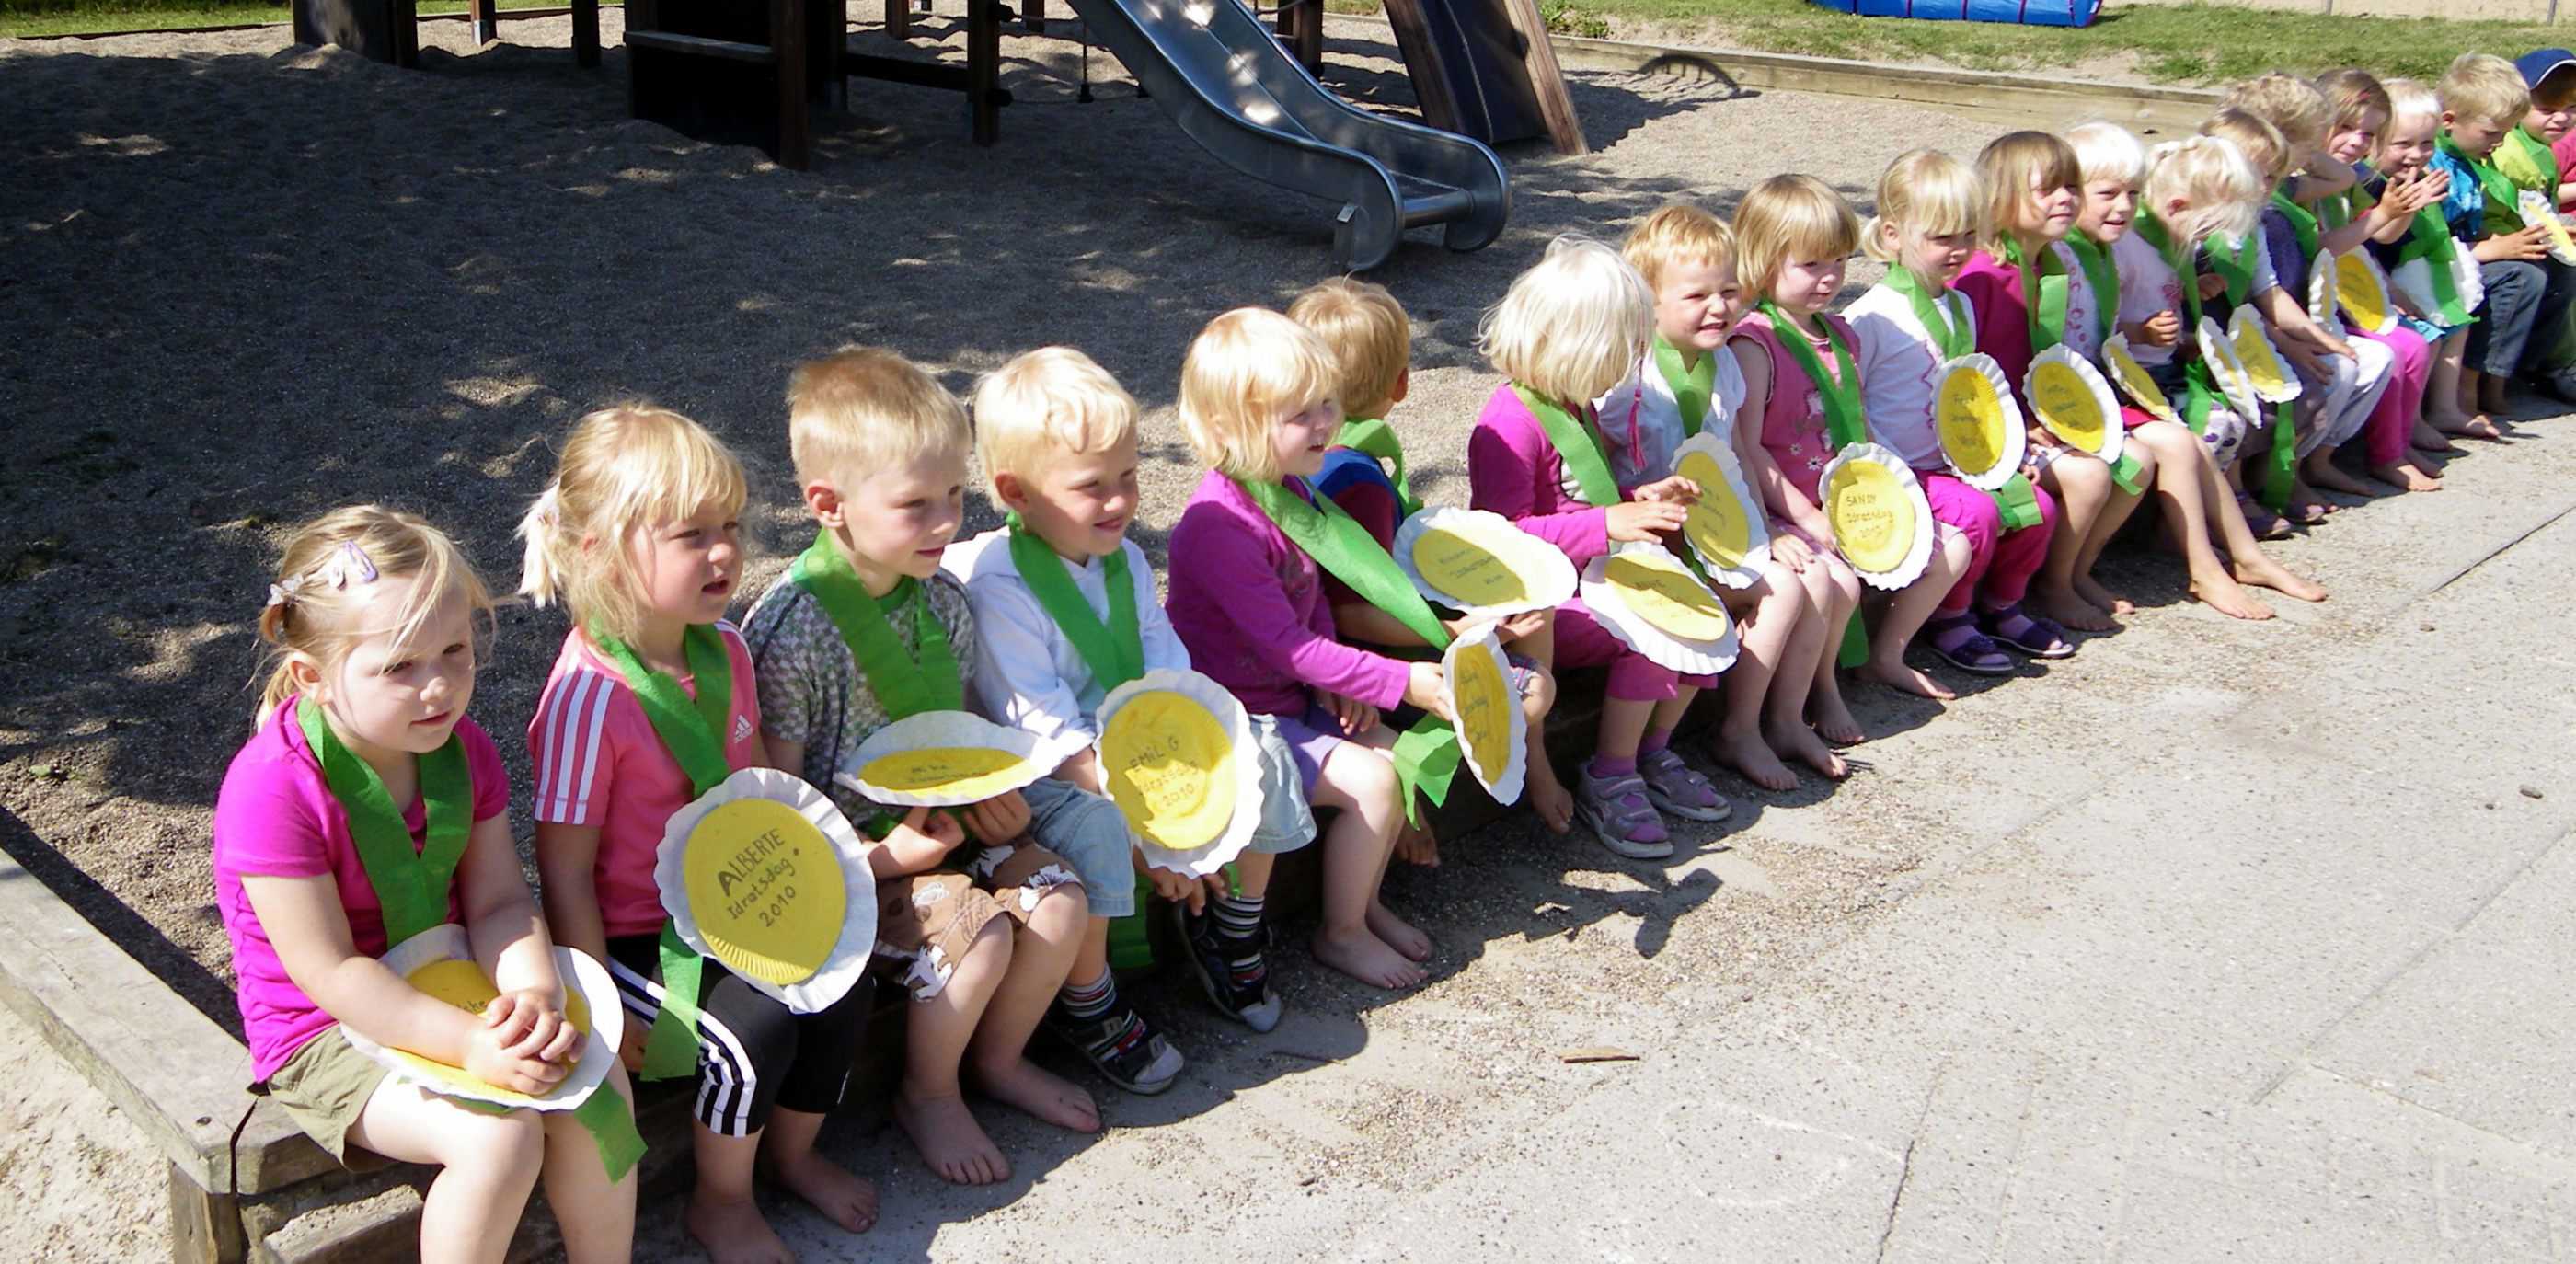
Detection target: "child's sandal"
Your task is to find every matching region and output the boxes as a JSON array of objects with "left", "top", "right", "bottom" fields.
[
  {"left": 1924, "top": 613, "right": 2014, "bottom": 675},
  {"left": 1980, "top": 603, "right": 2075, "bottom": 659}
]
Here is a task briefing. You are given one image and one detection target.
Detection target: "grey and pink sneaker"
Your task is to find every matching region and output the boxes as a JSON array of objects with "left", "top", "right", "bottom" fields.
[
  {"left": 1574, "top": 764, "right": 1673, "bottom": 860},
  {"left": 1638, "top": 748, "right": 1731, "bottom": 822}
]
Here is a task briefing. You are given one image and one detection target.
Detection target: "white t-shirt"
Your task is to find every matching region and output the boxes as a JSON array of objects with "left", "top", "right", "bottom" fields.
[
  {"left": 1591, "top": 345, "right": 1747, "bottom": 489},
  {"left": 942, "top": 529, "right": 1190, "bottom": 749},
  {"left": 1845, "top": 280, "right": 1979, "bottom": 472}
]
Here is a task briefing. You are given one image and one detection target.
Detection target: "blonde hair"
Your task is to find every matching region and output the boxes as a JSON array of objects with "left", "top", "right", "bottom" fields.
[
  {"left": 2439, "top": 52, "right": 2531, "bottom": 131},
  {"left": 1178, "top": 307, "right": 1340, "bottom": 482},
  {"left": 787, "top": 347, "right": 971, "bottom": 491},
  {"left": 1733, "top": 175, "right": 1862, "bottom": 297},
  {"left": 1861, "top": 148, "right": 1981, "bottom": 264},
  {"left": 2222, "top": 72, "right": 2332, "bottom": 151},
  {"left": 2064, "top": 121, "right": 2148, "bottom": 188},
  {"left": 516, "top": 407, "right": 748, "bottom": 649},
  {"left": 256, "top": 505, "right": 495, "bottom": 720},
  {"left": 2199, "top": 108, "right": 2290, "bottom": 181},
  {"left": 2142, "top": 134, "right": 2262, "bottom": 246},
  {"left": 1477, "top": 234, "right": 1653, "bottom": 406},
  {"left": 1972, "top": 132, "right": 2083, "bottom": 249},
  {"left": 972, "top": 346, "right": 1139, "bottom": 498},
  {"left": 2314, "top": 67, "right": 2392, "bottom": 133},
  {"left": 1288, "top": 278, "right": 1412, "bottom": 419},
  {"left": 1620, "top": 202, "right": 1738, "bottom": 291}
]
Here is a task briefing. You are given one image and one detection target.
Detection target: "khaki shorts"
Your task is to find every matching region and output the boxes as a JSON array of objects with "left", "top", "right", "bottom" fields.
[
  {"left": 872, "top": 843, "right": 1082, "bottom": 1002},
  {"left": 257, "top": 1029, "right": 392, "bottom": 1164}
]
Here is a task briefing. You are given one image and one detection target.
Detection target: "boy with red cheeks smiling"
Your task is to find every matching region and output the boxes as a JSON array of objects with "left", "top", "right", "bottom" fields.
[{"left": 742, "top": 348, "right": 1120, "bottom": 1189}]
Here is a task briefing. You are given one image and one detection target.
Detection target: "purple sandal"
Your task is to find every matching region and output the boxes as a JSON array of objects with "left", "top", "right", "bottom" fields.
[
  {"left": 1924, "top": 613, "right": 2014, "bottom": 675},
  {"left": 1980, "top": 603, "right": 2075, "bottom": 659}
]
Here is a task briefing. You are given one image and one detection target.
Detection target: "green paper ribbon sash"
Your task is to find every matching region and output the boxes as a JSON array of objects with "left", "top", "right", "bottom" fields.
[
  {"left": 1651, "top": 335, "right": 1717, "bottom": 438},
  {"left": 2062, "top": 234, "right": 2121, "bottom": 350},
  {"left": 1754, "top": 302, "right": 1867, "bottom": 449},
  {"left": 790, "top": 533, "right": 963, "bottom": 722},
  {"left": 1232, "top": 476, "right": 1461, "bottom": 824},
  {"left": 1512, "top": 384, "right": 1621, "bottom": 509},
  {"left": 2441, "top": 134, "right": 2525, "bottom": 235},
  {"left": 2205, "top": 231, "right": 2261, "bottom": 309},
  {"left": 296, "top": 697, "right": 470, "bottom": 948},
  {"left": 1990, "top": 473, "right": 2045, "bottom": 530},
  {"left": 1333, "top": 418, "right": 1423, "bottom": 519},
  {"left": 2110, "top": 450, "right": 2145, "bottom": 495},
  {"left": 2133, "top": 212, "right": 2217, "bottom": 434},
  {"left": 1006, "top": 513, "right": 1142, "bottom": 694},
  {"left": 2002, "top": 238, "right": 2070, "bottom": 354},
  {"left": 592, "top": 626, "right": 734, "bottom": 1082},
  {"left": 2396, "top": 205, "right": 2477, "bottom": 327},
  {"left": 2262, "top": 399, "right": 2297, "bottom": 511},
  {"left": 574, "top": 1080, "right": 647, "bottom": 1181},
  {"left": 2271, "top": 190, "right": 2322, "bottom": 264},
  {"left": 1880, "top": 266, "right": 1973, "bottom": 359}
]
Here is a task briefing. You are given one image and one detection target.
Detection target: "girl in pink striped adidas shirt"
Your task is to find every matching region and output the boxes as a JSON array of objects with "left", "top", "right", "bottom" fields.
[{"left": 522, "top": 407, "right": 880, "bottom": 1263}]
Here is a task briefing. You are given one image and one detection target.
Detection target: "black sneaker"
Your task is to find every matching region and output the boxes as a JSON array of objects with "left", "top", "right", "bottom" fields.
[
  {"left": 1171, "top": 902, "right": 1283, "bottom": 1032},
  {"left": 1048, "top": 1002, "right": 1185, "bottom": 1095}
]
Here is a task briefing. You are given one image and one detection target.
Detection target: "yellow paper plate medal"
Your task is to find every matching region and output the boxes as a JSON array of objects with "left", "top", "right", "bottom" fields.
[
  {"left": 1094, "top": 669, "right": 1266, "bottom": 878},
  {"left": 1668, "top": 431, "right": 1771, "bottom": 589},
  {"left": 1393, "top": 506, "right": 1578, "bottom": 618},
  {"left": 1931, "top": 353, "right": 2027, "bottom": 491},
  {"left": 2522, "top": 190, "right": 2576, "bottom": 264},
  {"left": 2024, "top": 345, "right": 2127, "bottom": 467},
  {"left": 2195, "top": 316, "right": 2262, "bottom": 419},
  {"left": 1441, "top": 623, "right": 1528, "bottom": 805},
  {"left": 2330, "top": 249, "right": 2397, "bottom": 335},
  {"left": 2099, "top": 333, "right": 2179, "bottom": 424},
  {"left": 2306, "top": 251, "right": 2342, "bottom": 335},
  {"left": 1819, "top": 442, "right": 1935, "bottom": 591},
  {"left": 656, "top": 767, "right": 877, "bottom": 1012},
  {"left": 340, "top": 925, "right": 623, "bottom": 1110},
  {"left": 846, "top": 710, "right": 1058, "bottom": 808},
  {"left": 2226, "top": 304, "right": 2302, "bottom": 403},
  {"left": 1578, "top": 541, "right": 1740, "bottom": 675}
]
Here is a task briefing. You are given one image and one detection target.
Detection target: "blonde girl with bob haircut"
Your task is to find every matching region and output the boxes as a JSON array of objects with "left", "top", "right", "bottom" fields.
[
  {"left": 521, "top": 408, "right": 882, "bottom": 1263},
  {"left": 1950, "top": 132, "right": 2118, "bottom": 644},
  {"left": 1165, "top": 306, "right": 1448, "bottom": 993},
  {"left": 2109, "top": 136, "right": 2329, "bottom": 613},
  {"left": 1592, "top": 202, "right": 1839, "bottom": 797},
  {"left": 2367, "top": 77, "right": 2495, "bottom": 444},
  {"left": 1726, "top": 176, "right": 1887, "bottom": 774},
  {"left": 1845, "top": 149, "right": 2041, "bottom": 692},
  {"left": 214, "top": 506, "right": 638, "bottom": 1264},
  {"left": 1467, "top": 236, "right": 1737, "bottom": 859}
]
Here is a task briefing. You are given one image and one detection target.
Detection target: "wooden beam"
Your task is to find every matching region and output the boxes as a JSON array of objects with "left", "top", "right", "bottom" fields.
[
  {"left": 622, "top": 28, "right": 776, "bottom": 62},
  {"left": 773, "top": 0, "right": 811, "bottom": 169}
]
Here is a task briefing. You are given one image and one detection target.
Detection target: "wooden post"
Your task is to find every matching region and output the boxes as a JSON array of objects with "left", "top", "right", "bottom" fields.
[
  {"left": 969, "top": 0, "right": 999, "bottom": 145},
  {"left": 1279, "top": 0, "right": 1321, "bottom": 74},
  {"left": 772, "top": 0, "right": 811, "bottom": 169},
  {"left": 884, "top": 0, "right": 910, "bottom": 41},
  {"left": 467, "top": 0, "right": 497, "bottom": 43},
  {"left": 167, "top": 1159, "right": 244, "bottom": 1264},
  {"left": 1499, "top": 0, "right": 1585, "bottom": 154},
  {"left": 1023, "top": 0, "right": 1046, "bottom": 30},
  {"left": 572, "top": 0, "right": 601, "bottom": 65}
]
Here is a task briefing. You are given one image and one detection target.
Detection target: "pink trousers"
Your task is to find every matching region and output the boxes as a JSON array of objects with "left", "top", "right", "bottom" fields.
[
  {"left": 1917, "top": 470, "right": 2059, "bottom": 616},
  {"left": 2354, "top": 325, "right": 2431, "bottom": 467},
  {"left": 1553, "top": 598, "right": 1716, "bottom": 701}
]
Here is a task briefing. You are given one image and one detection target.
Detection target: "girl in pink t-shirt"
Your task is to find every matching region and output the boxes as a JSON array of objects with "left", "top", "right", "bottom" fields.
[
  {"left": 213, "top": 506, "right": 636, "bottom": 1263},
  {"left": 522, "top": 408, "right": 877, "bottom": 1260}
]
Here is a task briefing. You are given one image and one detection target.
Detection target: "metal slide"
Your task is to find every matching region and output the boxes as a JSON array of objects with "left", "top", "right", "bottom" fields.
[{"left": 1065, "top": 0, "right": 1510, "bottom": 270}]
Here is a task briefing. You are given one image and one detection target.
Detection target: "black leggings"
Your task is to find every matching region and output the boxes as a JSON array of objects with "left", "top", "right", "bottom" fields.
[{"left": 607, "top": 933, "right": 873, "bottom": 1137}]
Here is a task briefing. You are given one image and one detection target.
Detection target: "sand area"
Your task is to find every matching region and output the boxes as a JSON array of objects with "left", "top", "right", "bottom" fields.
[{"left": 6, "top": 10, "right": 2551, "bottom": 1259}]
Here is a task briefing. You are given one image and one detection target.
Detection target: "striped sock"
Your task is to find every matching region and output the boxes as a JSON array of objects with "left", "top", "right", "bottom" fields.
[
  {"left": 1059, "top": 969, "right": 1117, "bottom": 1022},
  {"left": 1211, "top": 893, "right": 1265, "bottom": 942}
]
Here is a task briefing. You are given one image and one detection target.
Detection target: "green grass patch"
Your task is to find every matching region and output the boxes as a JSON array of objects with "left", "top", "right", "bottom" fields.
[
  {"left": 1325, "top": 0, "right": 2569, "bottom": 85},
  {"left": 0, "top": 0, "right": 576, "bottom": 38}
]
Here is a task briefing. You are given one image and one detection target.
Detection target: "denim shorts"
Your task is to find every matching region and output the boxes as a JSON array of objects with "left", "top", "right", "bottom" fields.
[
  {"left": 1020, "top": 776, "right": 1141, "bottom": 919},
  {"left": 1244, "top": 707, "right": 1329, "bottom": 854}
]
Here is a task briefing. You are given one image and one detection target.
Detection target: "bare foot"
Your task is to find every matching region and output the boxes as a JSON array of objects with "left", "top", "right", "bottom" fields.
[
  {"left": 2188, "top": 569, "right": 2274, "bottom": 620},
  {"left": 2305, "top": 460, "right": 2375, "bottom": 497},
  {"left": 2072, "top": 576, "right": 2133, "bottom": 615},
  {"left": 2369, "top": 461, "right": 2442, "bottom": 492},
  {"left": 2033, "top": 585, "right": 2116, "bottom": 633},
  {"left": 2415, "top": 419, "right": 2464, "bottom": 453},
  {"left": 1712, "top": 726, "right": 1797, "bottom": 791},
  {"left": 2407, "top": 449, "right": 2445, "bottom": 480},
  {"left": 773, "top": 1149, "right": 879, "bottom": 1234},
  {"left": 687, "top": 1190, "right": 795, "bottom": 1264},
  {"left": 1860, "top": 653, "right": 1953, "bottom": 700},
  {"left": 1311, "top": 925, "right": 1428, "bottom": 989},
  {"left": 2232, "top": 557, "right": 2325, "bottom": 603},
  {"left": 1393, "top": 818, "right": 1439, "bottom": 868},
  {"left": 1525, "top": 764, "right": 1575, "bottom": 834},
  {"left": 972, "top": 1057, "right": 1102, "bottom": 1134},
  {"left": 1367, "top": 900, "right": 1432, "bottom": 962},
  {"left": 2460, "top": 413, "right": 2505, "bottom": 441},
  {"left": 895, "top": 1084, "right": 1009, "bottom": 1186},
  {"left": 1809, "top": 695, "right": 1866, "bottom": 747},
  {"left": 1765, "top": 718, "right": 1848, "bottom": 780}
]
